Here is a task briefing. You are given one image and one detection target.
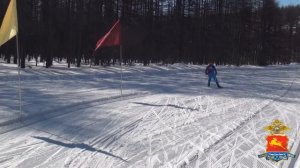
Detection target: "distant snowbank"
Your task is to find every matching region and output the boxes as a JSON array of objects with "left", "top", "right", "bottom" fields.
[{"left": 0, "top": 61, "right": 299, "bottom": 168}]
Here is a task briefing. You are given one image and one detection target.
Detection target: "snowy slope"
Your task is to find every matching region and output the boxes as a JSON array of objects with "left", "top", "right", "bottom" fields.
[{"left": 0, "top": 63, "right": 299, "bottom": 168}]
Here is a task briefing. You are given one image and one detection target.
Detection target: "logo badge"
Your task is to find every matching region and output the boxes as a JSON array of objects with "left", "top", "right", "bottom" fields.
[{"left": 258, "top": 119, "right": 296, "bottom": 162}]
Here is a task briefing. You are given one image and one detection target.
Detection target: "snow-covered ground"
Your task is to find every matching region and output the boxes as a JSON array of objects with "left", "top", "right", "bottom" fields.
[{"left": 0, "top": 62, "right": 299, "bottom": 168}]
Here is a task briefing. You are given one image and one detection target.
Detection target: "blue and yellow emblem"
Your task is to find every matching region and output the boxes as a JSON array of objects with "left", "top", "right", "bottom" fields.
[{"left": 258, "top": 119, "right": 296, "bottom": 162}]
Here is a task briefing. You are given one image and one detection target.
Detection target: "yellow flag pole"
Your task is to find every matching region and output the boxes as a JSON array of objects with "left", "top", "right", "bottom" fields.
[
  {"left": 16, "top": 33, "right": 22, "bottom": 122},
  {"left": 14, "top": 0, "right": 22, "bottom": 122}
]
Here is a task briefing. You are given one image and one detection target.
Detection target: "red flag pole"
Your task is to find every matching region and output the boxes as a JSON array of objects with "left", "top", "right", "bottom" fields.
[
  {"left": 93, "top": 19, "right": 122, "bottom": 95},
  {"left": 120, "top": 44, "right": 123, "bottom": 96}
]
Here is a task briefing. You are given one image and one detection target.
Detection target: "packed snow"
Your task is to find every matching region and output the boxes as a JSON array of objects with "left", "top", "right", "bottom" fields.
[{"left": 0, "top": 62, "right": 299, "bottom": 168}]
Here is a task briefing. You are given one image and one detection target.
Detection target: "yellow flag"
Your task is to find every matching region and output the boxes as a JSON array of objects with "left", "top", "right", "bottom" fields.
[{"left": 0, "top": 0, "right": 18, "bottom": 47}]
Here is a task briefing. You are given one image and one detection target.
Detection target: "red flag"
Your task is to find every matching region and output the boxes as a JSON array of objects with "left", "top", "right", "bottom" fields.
[{"left": 95, "top": 19, "right": 121, "bottom": 51}]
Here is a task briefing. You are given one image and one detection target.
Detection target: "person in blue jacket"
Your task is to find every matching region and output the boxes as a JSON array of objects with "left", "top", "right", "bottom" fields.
[{"left": 205, "top": 63, "right": 222, "bottom": 88}]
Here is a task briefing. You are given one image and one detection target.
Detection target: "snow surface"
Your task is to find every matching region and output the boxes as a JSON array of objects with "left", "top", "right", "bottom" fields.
[{"left": 0, "top": 62, "right": 299, "bottom": 168}]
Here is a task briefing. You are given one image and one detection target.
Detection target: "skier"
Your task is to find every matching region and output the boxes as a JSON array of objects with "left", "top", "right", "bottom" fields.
[{"left": 205, "top": 63, "right": 222, "bottom": 88}]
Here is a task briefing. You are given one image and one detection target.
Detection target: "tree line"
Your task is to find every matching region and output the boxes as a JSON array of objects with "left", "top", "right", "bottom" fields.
[{"left": 0, "top": 0, "right": 300, "bottom": 67}]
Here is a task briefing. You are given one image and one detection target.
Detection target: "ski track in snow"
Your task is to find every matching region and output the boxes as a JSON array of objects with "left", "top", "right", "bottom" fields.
[{"left": 0, "top": 63, "right": 299, "bottom": 168}]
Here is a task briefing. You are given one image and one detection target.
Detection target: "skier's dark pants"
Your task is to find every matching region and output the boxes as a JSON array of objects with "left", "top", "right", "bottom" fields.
[{"left": 208, "top": 73, "right": 219, "bottom": 87}]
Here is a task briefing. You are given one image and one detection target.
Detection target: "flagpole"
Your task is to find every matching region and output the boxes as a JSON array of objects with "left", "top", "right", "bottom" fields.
[
  {"left": 16, "top": 34, "right": 22, "bottom": 122},
  {"left": 119, "top": 18, "right": 123, "bottom": 96},
  {"left": 120, "top": 45, "right": 123, "bottom": 96}
]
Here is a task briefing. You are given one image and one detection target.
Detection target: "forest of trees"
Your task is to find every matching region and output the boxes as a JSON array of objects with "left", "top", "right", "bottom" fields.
[{"left": 0, "top": 0, "right": 300, "bottom": 67}]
